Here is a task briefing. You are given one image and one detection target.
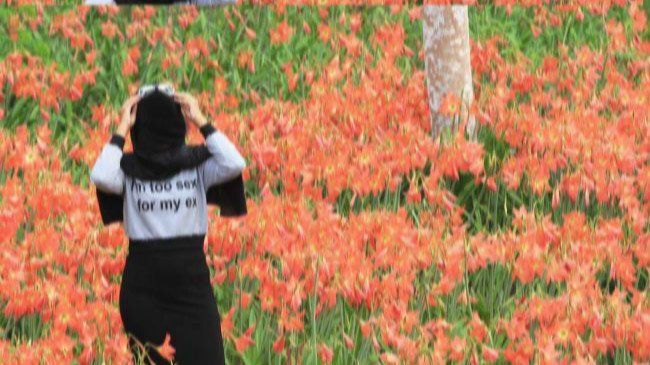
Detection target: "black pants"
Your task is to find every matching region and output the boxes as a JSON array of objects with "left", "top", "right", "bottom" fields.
[{"left": 119, "top": 235, "right": 225, "bottom": 365}]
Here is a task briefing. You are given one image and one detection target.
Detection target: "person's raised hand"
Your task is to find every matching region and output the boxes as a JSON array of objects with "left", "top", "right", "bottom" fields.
[
  {"left": 174, "top": 92, "right": 208, "bottom": 128},
  {"left": 116, "top": 95, "right": 141, "bottom": 137}
]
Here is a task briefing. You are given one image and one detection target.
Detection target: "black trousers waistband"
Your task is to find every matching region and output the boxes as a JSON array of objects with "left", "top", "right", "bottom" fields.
[{"left": 128, "top": 234, "right": 205, "bottom": 254}]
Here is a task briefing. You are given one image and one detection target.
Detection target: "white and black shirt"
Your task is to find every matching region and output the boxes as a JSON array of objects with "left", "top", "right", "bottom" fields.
[{"left": 90, "top": 125, "right": 246, "bottom": 241}]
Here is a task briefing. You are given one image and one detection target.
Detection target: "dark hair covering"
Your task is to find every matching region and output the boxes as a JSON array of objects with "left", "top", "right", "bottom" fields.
[
  {"left": 131, "top": 89, "right": 187, "bottom": 156},
  {"left": 120, "top": 89, "right": 211, "bottom": 181}
]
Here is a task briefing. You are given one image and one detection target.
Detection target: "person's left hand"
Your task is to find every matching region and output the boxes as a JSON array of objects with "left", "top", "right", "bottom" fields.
[{"left": 174, "top": 92, "right": 208, "bottom": 128}]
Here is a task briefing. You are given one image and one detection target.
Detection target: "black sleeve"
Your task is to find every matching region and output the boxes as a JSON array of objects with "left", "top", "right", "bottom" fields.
[
  {"left": 96, "top": 189, "right": 124, "bottom": 224},
  {"left": 200, "top": 124, "right": 217, "bottom": 139},
  {"left": 205, "top": 173, "right": 247, "bottom": 217},
  {"left": 96, "top": 134, "right": 125, "bottom": 225},
  {"left": 110, "top": 134, "right": 125, "bottom": 150}
]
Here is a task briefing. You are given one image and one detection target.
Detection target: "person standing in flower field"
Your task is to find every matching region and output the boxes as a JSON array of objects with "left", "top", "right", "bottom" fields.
[{"left": 90, "top": 83, "right": 247, "bottom": 365}]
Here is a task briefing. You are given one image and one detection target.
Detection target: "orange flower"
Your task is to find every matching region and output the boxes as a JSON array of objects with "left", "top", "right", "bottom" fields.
[
  {"left": 272, "top": 333, "right": 285, "bottom": 354},
  {"left": 270, "top": 20, "right": 293, "bottom": 45},
  {"left": 101, "top": 21, "right": 120, "bottom": 40},
  {"left": 237, "top": 50, "right": 255, "bottom": 73},
  {"left": 483, "top": 345, "right": 499, "bottom": 362},
  {"left": 122, "top": 47, "right": 140, "bottom": 77},
  {"left": 233, "top": 325, "right": 256, "bottom": 353},
  {"left": 438, "top": 92, "right": 462, "bottom": 118},
  {"left": 469, "top": 313, "right": 488, "bottom": 342},
  {"left": 155, "top": 333, "right": 175, "bottom": 362},
  {"left": 245, "top": 27, "right": 256, "bottom": 40},
  {"left": 317, "top": 343, "right": 333, "bottom": 364},
  {"left": 342, "top": 332, "right": 354, "bottom": 349},
  {"left": 220, "top": 307, "right": 236, "bottom": 340}
]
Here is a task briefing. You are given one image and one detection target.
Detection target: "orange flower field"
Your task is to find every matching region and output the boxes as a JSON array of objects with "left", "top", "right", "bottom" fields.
[{"left": 0, "top": 3, "right": 648, "bottom": 364}]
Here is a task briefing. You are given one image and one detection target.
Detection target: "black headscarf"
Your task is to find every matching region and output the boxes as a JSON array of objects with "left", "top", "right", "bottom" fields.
[
  {"left": 120, "top": 89, "right": 211, "bottom": 181},
  {"left": 95, "top": 88, "right": 247, "bottom": 225}
]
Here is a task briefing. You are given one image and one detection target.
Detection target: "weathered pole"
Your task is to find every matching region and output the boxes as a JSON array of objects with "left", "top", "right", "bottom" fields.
[{"left": 422, "top": 6, "right": 476, "bottom": 139}]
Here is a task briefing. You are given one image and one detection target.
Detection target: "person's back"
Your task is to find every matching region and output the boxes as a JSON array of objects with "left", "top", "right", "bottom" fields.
[
  {"left": 123, "top": 168, "right": 208, "bottom": 241},
  {"left": 89, "top": 87, "right": 245, "bottom": 365}
]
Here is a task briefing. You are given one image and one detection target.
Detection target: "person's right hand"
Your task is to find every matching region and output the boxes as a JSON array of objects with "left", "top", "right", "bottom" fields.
[
  {"left": 174, "top": 92, "right": 208, "bottom": 128},
  {"left": 116, "top": 95, "right": 141, "bottom": 137}
]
